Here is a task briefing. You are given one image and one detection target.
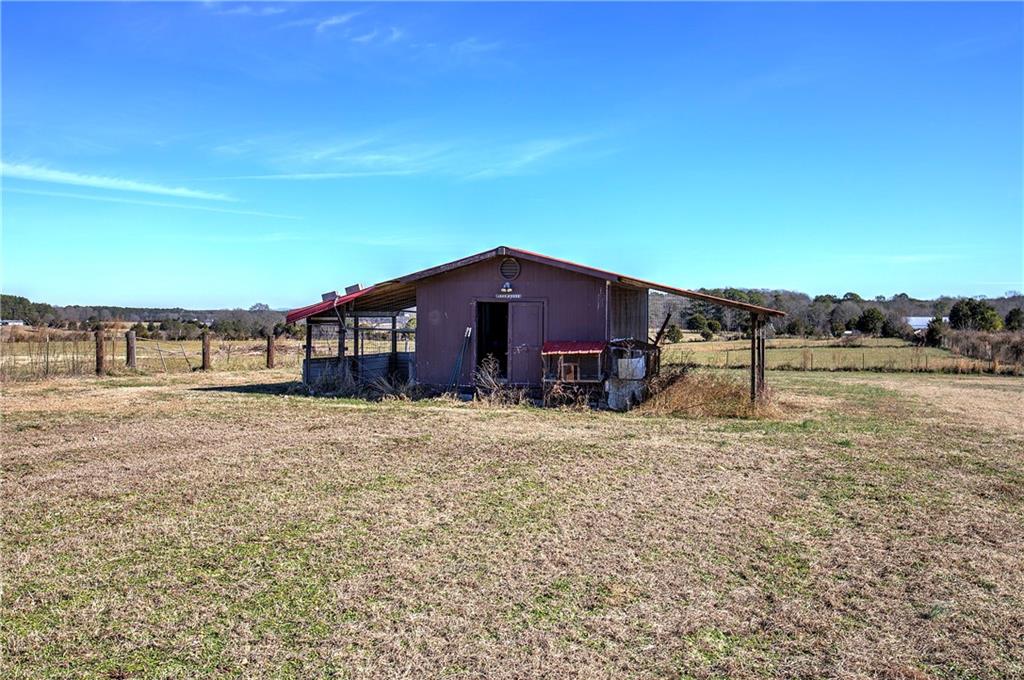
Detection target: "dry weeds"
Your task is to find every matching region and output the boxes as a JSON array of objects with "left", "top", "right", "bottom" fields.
[
  {"left": 638, "top": 369, "right": 777, "bottom": 419},
  {"left": 2, "top": 370, "right": 1023, "bottom": 678}
]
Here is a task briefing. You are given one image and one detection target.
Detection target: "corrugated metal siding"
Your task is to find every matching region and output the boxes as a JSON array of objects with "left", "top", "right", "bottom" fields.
[
  {"left": 416, "top": 258, "right": 608, "bottom": 387},
  {"left": 610, "top": 285, "right": 648, "bottom": 340}
]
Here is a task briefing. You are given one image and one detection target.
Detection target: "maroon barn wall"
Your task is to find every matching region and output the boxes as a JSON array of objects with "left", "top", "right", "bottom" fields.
[{"left": 415, "top": 257, "right": 610, "bottom": 387}]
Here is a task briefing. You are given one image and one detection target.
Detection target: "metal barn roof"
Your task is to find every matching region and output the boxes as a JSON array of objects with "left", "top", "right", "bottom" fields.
[{"left": 287, "top": 246, "right": 785, "bottom": 323}]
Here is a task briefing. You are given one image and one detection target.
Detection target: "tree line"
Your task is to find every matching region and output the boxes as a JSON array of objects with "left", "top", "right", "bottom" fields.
[
  {"left": 1, "top": 295, "right": 303, "bottom": 340},
  {"left": 4, "top": 289, "right": 1022, "bottom": 344},
  {"left": 649, "top": 289, "right": 1023, "bottom": 344}
]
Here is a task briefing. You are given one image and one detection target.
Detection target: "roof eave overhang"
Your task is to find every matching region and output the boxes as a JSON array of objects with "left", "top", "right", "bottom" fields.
[{"left": 285, "top": 245, "right": 787, "bottom": 322}]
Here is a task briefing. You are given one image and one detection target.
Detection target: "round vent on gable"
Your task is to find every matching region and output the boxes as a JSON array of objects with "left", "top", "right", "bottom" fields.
[{"left": 499, "top": 257, "right": 521, "bottom": 281}]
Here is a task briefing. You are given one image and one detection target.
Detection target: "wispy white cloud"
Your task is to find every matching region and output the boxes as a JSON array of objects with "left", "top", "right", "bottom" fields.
[
  {"left": 214, "top": 4, "right": 286, "bottom": 17},
  {"left": 316, "top": 12, "right": 361, "bottom": 34},
  {"left": 451, "top": 37, "right": 501, "bottom": 56},
  {"left": 465, "top": 137, "right": 592, "bottom": 180},
  {"left": 203, "top": 133, "right": 602, "bottom": 182},
  {"left": 352, "top": 29, "right": 379, "bottom": 44},
  {"left": 1, "top": 161, "right": 234, "bottom": 202},
  {"left": 202, "top": 170, "right": 416, "bottom": 180},
  {"left": 4, "top": 187, "right": 299, "bottom": 220}
]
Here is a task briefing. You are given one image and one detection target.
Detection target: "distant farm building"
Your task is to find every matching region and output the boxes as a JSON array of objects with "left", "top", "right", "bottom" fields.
[
  {"left": 905, "top": 316, "right": 948, "bottom": 332},
  {"left": 1, "top": 319, "right": 26, "bottom": 326},
  {"left": 287, "top": 246, "right": 785, "bottom": 405}
]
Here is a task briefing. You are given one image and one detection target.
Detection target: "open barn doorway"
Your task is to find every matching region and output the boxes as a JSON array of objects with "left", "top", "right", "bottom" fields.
[{"left": 476, "top": 302, "right": 509, "bottom": 378}]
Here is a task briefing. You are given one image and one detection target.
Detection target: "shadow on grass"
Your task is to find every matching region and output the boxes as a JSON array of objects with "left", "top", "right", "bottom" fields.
[{"left": 191, "top": 381, "right": 303, "bottom": 396}]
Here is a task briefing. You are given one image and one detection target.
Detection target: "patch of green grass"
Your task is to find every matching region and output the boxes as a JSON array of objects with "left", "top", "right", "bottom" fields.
[{"left": 677, "top": 626, "right": 775, "bottom": 678}]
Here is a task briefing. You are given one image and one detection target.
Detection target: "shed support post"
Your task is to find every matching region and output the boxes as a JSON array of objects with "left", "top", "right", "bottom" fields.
[
  {"left": 750, "top": 314, "right": 756, "bottom": 402},
  {"left": 389, "top": 315, "right": 398, "bottom": 376},
  {"left": 125, "top": 330, "right": 136, "bottom": 369},
  {"left": 201, "top": 332, "right": 211, "bottom": 371},
  {"left": 338, "top": 312, "right": 349, "bottom": 382},
  {"left": 758, "top": 320, "right": 766, "bottom": 394},
  {"left": 303, "top": 323, "right": 312, "bottom": 383},
  {"left": 266, "top": 334, "right": 275, "bottom": 369}
]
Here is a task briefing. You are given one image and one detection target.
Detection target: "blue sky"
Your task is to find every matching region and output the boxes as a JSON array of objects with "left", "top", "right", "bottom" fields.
[{"left": 2, "top": 2, "right": 1021, "bottom": 309}]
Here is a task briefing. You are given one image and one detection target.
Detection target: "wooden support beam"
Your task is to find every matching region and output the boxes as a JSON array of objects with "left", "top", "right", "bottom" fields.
[
  {"left": 758, "top": 321, "right": 766, "bottom": 395},
  {"left": 652, "top": 312, "right": 672, "bottom": 345},
  {"left": 266, "top": 334, "right": 275, "bottom": 369},
  {"left": 750, "top": 313, "right": 758, "bottom": 403},
  {"left": 389, "top": 315, "right": 398, "bottom": 376},
  {"left": 303, "top": 323, "right": 312, "bottom": 383},
  {"left": 337, "top": 311, "right": 345, "bottom": 358}
]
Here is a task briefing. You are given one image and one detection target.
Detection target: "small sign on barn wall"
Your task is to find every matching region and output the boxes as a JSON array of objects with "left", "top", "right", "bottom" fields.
[{"left": 496, "top": 282, "right": 522, "bottom": 299}]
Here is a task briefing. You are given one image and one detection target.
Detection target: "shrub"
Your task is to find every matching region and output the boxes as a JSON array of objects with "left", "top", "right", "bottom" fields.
[
  {"left": 707, "top": 319, "right": 722, "bottom": 333},
  {"left": 950, "top": 298, "right": 1003, "bottom": 331},
  {"left": 686, "top": 314, "right": 709, "bottom": 332},
  {"left": 945, "top": 330, "right": 1024, "bottom": 364},
  {"left": 784, "top": 318, "right": 807, "bottom": 336},
  {"left": 664, "top": 324, "right": 684, "bottom": 344},
  {"left": 700, "top": 328, "right": 714, "bottom": 341},
  {"left": 925, "top": 317, "right": 947, "bottom": 347},
  {"left": 856, "top": 308, "right": 885, "bottom": 335},
  {"left": 881, "top": 313, "right": 912, "bottom": 339},
  {"left": 1005, "top": 308, "right": 1023, "bottom": 332}
]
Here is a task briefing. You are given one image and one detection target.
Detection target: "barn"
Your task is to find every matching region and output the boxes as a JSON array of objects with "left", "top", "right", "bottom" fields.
[{"left": 286, "top": 246, "right": 784, "bottom": 403}]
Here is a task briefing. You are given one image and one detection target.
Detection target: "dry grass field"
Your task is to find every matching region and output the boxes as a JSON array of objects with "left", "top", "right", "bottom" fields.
[
  {"left": 662, "top": 337, "right": 1017, "bottom": 374},
  {"left": 2, "top": 369, "right": 1023, "bottom": 678}
]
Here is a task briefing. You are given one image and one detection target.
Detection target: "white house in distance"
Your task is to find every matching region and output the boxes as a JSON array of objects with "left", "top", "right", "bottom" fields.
[
  {"left": 0, "top": 319, "right": 26, "bottom": 326},
  {"left": 905, "top": 316, "right": 948, "bottom": 332}
]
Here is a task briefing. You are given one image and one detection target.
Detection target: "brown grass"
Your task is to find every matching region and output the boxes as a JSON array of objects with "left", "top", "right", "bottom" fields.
[
  {"left": 2, "top": 369, "right": 1023, "bottom": 678},
  {"left": 638, "top": 368, "right": 775, "bottom": 419}
]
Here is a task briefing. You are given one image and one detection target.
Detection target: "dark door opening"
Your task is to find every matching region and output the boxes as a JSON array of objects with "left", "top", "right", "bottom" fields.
[{"left": 476, "top": 302, "right": 509, "bottom": 377}]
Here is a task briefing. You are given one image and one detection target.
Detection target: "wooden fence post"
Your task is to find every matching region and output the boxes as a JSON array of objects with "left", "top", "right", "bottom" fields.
[
  {"left": 126, "top": 330, "right": 137, "bottom": 369},
  {"left": 749, "top": 313, "right": 766, "bottom": 402},
  {"left": 201, "top": 332, "right": 211, "bottom": 370},
  {"left": 266, "top": 334, "right": 275, "bottom": 369},
  {"left": 95, "top": 330, "right": 106, "bottom": 375}
]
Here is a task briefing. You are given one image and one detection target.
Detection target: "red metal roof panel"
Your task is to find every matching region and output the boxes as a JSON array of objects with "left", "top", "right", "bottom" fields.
[
  {"left": 285, "top": 285, "right": 377, "bottom": 323},
  {"left": 541, "top": 341, "right": 607, "bottom": 355}
]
